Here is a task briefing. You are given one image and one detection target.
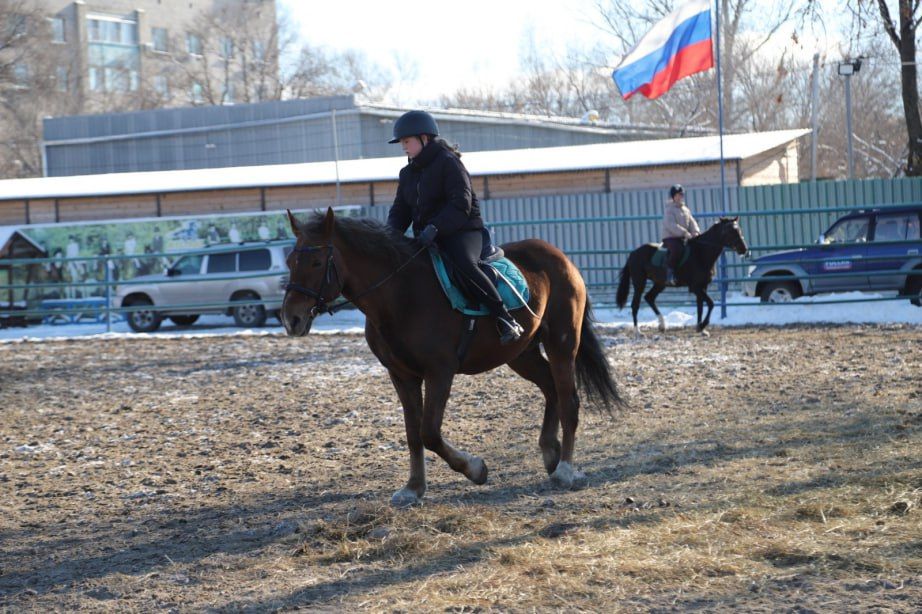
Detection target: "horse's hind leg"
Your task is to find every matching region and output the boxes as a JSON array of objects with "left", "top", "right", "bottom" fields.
[
  {"left": 644, "top": 284, "right": 666, "bottom": 332},
  {"left": 388, "top": 371, "right": 427, "bottom": 507},
  {"left": 421, "top": 371, "right": 489, "bottom": 486},
  {"left": 542, "top": 320, "right": 586, "bottom": 488},
  {"left": 508, "top": 346, "right": 561, "bottom": 474},
  {"left": 630, "top": 277, "right": 646, "bottom": 336}
]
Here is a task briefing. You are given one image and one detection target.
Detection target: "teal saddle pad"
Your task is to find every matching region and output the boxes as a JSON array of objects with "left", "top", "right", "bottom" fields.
[
  {"left": 429, "top": 250, "right": 530, "bottom": 316},
  {"left": 651, "top": 244, "right": 689, "bottom": 268}
]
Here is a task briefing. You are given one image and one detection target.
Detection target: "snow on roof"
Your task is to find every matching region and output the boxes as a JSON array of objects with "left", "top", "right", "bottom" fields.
[{"left": 0, "top": 129, "right": 808, "bottom": 202}]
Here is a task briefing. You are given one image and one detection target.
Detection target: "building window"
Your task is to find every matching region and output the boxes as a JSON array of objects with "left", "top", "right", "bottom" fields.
[
  {"left": 89, "top": 66, "right": 101, "bottom": 91},
  {"left": 252, "top": 39, "right": 265, "bottom": 62},
  {"left": 191, "top": 82, "right": 204, "bottom": 103},
  {"left": 56, "top": 66, "right": 68, "bottom": 92},
  {"left": 50, "top": 16, "right": 65, "bottom": 43},
  {"left": 186, "top": 33, "right": 202, "bottom": 56},
  {"left": 6, "top": 14, "right": 27, "bottom": 40},
  {"left": 154, "top": 74, "right": 169, "bottom": 97},
  {"left": 87, "top": 15, "right": 137, "bottom": 44},
  {"left": 223, "top": 81, "right": 235, "bottom": 104},
  {"left": 13, "top": 63, "right": 30, "bottom": 87},
  {"left": 151, "top": 27, "right": 168, "bottom": 52},
  {"left": 220, "top": 36, "right": 233, "bottom": 59}
]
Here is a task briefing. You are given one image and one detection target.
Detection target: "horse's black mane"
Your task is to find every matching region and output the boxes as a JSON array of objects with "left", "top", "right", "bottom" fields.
[
  {"left": 690, "top": 217, "right": 734, "bottom": 243},
  {"left": 302, "top": 212, "right": 416, "bottom": 267}
]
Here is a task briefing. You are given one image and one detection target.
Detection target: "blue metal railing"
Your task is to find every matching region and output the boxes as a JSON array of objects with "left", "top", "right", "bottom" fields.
[{"left": 2, "top": 206, "right": 920, "bottom": 329}]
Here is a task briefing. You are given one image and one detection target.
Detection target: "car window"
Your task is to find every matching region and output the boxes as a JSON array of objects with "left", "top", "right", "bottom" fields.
[
  {"left": 872, "top": 212, "right": 922, "bottom": 241},
  {"left": 208, "top": 251, "right": 236, "bottom": 273},
  {"left": 825, "top": 217, "right": 869, "bottom": 243},
  {"left": 172, "top": 254, "right": 204, "bottom": 275},
  {"left": 239, "top": 248, "right": 271, "bottom": 271}
]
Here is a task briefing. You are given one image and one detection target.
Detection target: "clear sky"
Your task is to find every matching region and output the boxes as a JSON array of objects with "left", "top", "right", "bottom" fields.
[{"left": 277, "top": 0, "right": 613, "bottom": 105}]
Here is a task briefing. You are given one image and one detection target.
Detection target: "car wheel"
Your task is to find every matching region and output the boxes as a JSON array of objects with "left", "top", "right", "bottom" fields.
[
  {"left": 124, "top": 297, "right": 162, "bottom": 333},
  {"left": 759, "top": 281, "right": 801, "bottom": 303},
  {"left": 168, "top": 315, "right": 200, "bottom": 326},
  {"left": 232, "top": 293, "right": 267, "bottom": 327},
  {"left": 905, "top": 271, "right": 922, "bottom": 307}
]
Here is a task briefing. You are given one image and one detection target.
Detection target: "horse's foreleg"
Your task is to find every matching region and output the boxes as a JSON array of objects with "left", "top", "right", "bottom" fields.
[
  {"left": 644, "top": 284, "right": 666, "bottom": 332},
  {"left": 388, "top": 371, "right": 426, "bottom": 507},
  {"left": 421, "top": 372, "right": 488, "bottom": 486},
  {"left": 694, "top": 288, "right": 714, "bottom": 335},
  {"left": 508, "top": 347, "right": 560, "bottom": 474}
]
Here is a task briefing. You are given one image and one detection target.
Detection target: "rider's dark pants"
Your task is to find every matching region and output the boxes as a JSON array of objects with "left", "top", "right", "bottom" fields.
[
  {"left": 662, "top": 237, "right": 684, "bottom": 269},
  {"left": 438, "top": 229, "right": 505, "bottom": 316}
]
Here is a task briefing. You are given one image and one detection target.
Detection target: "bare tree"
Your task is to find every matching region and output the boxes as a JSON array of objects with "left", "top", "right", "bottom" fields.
[
  {"left": 0, "top": 0, "right": 73, "bottom": 177},
  {"left": 869, "top": 0, "right": 922, "bottom": 175}
]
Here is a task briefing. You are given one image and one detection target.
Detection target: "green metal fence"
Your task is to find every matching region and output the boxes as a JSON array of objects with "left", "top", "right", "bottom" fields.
[{"left": 2, "top": 177, "right": 921, "bottom": 328}]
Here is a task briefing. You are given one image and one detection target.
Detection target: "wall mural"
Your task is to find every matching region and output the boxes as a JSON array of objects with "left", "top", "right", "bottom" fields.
[{"left": 1, "top": 207, "right": 359, "bottom": 306}]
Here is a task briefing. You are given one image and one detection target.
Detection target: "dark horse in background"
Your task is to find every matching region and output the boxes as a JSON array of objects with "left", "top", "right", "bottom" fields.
[
  {"left": 282, "top": 208, "right": 623, "bottom": 507},
  {"left": 616, "top": 217, "right": 748, "bottom": 336}
]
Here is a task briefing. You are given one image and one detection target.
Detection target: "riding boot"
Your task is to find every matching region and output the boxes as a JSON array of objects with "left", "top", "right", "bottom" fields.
[
  {"left": 665, "top": 267, "right": 677, "bottom": 286},
  {"left": 495, "top": 307, "right": 524, "bottom": 345}
]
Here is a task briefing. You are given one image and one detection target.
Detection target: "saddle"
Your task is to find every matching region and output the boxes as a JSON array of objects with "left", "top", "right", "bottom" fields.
[
  {"left": 651, "top": 242, "right": 690, "bottom": 270},
  {"left": 429, "top": 248, "right": 530, "bottom": 316}
]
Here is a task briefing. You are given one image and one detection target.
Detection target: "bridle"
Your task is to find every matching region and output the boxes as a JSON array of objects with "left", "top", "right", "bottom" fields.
[
  {"left": 284, "top": 241, "right": 427, "bottom": 317},
  {"left": 285, "top": 244, "right": 340, "bottom": 317},
  {"left": 692, "top": 221, "right": 748, "bottom": 256}
]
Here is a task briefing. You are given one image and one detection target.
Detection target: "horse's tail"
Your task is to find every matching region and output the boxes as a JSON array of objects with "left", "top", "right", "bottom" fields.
[
  {"left": 576, "top": 298, "right": 624, "bottom": 411},
  {"left": 615, "top": 262, "right": 631, "bottom": 309}
]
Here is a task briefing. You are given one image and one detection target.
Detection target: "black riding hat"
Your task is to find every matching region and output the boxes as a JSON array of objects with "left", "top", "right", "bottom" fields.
[
  {"left": 669, "top": 184, "right": 685, "bottom": 198},
  {"left": 389, "top": 110, "right": 439, "bottom": 143}
]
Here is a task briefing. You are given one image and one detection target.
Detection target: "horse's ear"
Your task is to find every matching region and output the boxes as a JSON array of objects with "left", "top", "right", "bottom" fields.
[
  {"left": 733, "top": 216, "right": 740, "bottom": 222},
  {"left": 322, "top": 207, "right": 335, "bottom": 239},
  {"left": 286, "top": 209, "right": 301, "bottom": 236}
]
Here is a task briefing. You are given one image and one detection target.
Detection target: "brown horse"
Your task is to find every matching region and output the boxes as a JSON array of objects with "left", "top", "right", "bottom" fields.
[
  {"left": 615, "top": 217, "right": 749, "bottom": 336},
  {"left": 282, "top": 208, "right": 622, "bottom": 507}
]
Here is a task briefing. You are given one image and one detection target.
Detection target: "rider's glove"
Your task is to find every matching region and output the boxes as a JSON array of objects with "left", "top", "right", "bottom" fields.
[{"left": 418, "top": 224, "right": 438, "bottom": 247}]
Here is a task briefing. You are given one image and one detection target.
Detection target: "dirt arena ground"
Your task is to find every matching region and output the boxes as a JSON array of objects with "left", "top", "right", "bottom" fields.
[{"left": 1, "top": 324, "right": 920, "bottom": 612}]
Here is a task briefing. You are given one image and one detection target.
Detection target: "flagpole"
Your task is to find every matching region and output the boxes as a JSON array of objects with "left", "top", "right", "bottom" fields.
[{"left": 713, "top": 0, "right": 730, "bottom": 318}]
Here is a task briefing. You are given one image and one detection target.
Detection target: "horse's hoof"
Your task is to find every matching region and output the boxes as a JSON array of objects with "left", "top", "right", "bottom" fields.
[
  {"left": 699, "top": 329, "right": 710, "bottom": 337},
  {"left": 468, "top": 457, "right": 488, "bottom": 485},
  {"left": 390, "top": 487, "right": 424, "bottom": 508},
  {"left": 542, "top": 446, "right": 561, "bottom": 475},
  {"left": 550, "top": 461, "right": 587, "bottom": 489}
]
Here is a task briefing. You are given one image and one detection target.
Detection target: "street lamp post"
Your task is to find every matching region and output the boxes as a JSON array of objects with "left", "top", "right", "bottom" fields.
[{"left": 838, "top": 58, "right": 863, "bottom": 179}]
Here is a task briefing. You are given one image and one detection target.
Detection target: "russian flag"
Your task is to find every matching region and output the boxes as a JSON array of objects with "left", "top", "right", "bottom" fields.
[{"left": 612, "top": 0, "right": 714, "bottom": 100}]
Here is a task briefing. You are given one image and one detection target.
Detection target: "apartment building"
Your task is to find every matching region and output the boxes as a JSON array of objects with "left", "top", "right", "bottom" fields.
[{"left": 27, "top": 0, "right": 278, "bottom": 107}]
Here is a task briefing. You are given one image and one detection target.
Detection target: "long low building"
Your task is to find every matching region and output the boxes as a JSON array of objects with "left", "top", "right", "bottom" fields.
[{"left": 0, "top": 129, "right": 808, "bottom": 226}]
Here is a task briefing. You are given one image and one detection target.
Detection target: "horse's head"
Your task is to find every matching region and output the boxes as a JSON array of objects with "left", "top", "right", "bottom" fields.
[
  {"left": 281, "top": 207, "right": 344, "bottom": 337},
  {"left": 717, "top": 216, "right": 749, "bottom": 256}
]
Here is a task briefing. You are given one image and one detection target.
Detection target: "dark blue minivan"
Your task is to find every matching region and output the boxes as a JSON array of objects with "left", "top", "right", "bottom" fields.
[{"left": 742, "top": 206, "right": 922, "bottom": 305}]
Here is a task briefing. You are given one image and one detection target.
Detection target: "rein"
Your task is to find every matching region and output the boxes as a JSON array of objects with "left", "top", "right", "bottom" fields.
[{"left": 285, "top": 242, "right": 427, "bottom": 316}]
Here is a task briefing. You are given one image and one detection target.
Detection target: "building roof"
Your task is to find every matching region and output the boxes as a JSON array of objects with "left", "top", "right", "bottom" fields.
[
  {"left": 0, "top": 227, "right": 46, "bottom": 258},
  {"left": 1, "top": 129, "right": 808, "bottom": 201}
]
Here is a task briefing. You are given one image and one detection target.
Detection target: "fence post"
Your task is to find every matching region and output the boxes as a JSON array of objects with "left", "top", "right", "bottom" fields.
[{"left": 105, "top": 256, "right": 112, "bottom": 333}]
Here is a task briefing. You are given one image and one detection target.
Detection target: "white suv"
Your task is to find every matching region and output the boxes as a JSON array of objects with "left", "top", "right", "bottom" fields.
[{"left": 116, "top": 243, "right": 291, "bottom": 332}]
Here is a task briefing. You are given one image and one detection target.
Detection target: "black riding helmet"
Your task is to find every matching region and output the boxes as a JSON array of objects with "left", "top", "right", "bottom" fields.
[
  {"left": 389, "top": 110, "right": 439, "bottom": 143},
  {"left": 669, "top": 184, "right": 685, "bottom": 198}
]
